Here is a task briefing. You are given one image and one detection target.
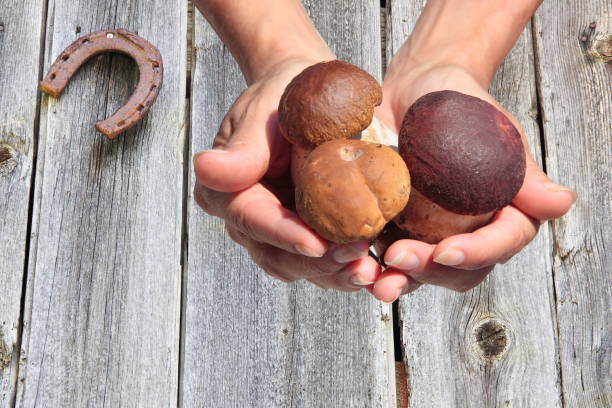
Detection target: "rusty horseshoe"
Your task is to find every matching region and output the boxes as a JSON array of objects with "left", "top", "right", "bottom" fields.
[{"left": 40, "top": 29, "right": 163, "bottom": 139}]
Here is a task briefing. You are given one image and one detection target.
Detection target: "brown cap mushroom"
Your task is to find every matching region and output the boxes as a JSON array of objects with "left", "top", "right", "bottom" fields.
[
  {"left": 296, "top": 139, "right": 410, "bottom": 243},
  {"left": 278, "top": 60, "right": 382, "bottom": 150},
  {"left": 395, "top": 90, "right": 526, "bottom": 243}
]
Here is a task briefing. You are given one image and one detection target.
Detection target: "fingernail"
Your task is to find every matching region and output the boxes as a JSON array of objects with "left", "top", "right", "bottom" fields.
[
  {"left": 333, "top": 244, "right": 368, "bottom": 263},
  {"left": 383, "top": 287, "right": 402, "bottom": 304},
  {"left": 295, "top": 244, "right": 324, "bottom": 258},
  {"left": 350, "top": 275, "right": 374, "bottom": 286},
  {"left": 433, "top": 248, "right": 465, "bottom": 266},
  {"left": 192, "top": 149, "right": 228, "bottom": 165},
  {"left": 386, "top": 250, "right": 420, "bottom": 271},
  {"left": 545, "top": 182, "right": 578, "bottom": 203}
]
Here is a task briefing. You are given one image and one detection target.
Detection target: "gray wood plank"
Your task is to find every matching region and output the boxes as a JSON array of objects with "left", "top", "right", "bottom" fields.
[
  {"left": 15, "top": 1, "right": 187, "bottom": 406},
  {"left": 533, "top": 2, "right": 611, "bottom": 406},
  {"left": 183, "top": 1, "right": 395, "bottom": 406},
  {"left": 0, "top": 1, "right": 46, "bottom": 406},
  {"left": 388, "top": 2, "right": 562, "bottom": 406}
]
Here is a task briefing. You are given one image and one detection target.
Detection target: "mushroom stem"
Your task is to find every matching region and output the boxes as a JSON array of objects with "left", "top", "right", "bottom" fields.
[
  {"left": 394, "top": 189, "right": 493, "bottom": 244},
  {"left": 360, "top": 116, "right": 399, "bottom": 148}
]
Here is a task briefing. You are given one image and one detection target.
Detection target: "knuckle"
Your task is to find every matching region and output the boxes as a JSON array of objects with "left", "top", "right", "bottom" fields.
[
  {"left": 267, "top": 271, "right": 294, "bottom": 283},
  {"left": 309, "top": 279, "right": 332, "bottom": 290},
  {"left": 193, "top": 184, "right": 221, "bottom": 216},
  {"left": 305, "top": 258, "right": 335, "bottom": 277},
  {"left": 246, "top": 245, "right": 298, "bottom": 284},
  {"left": 225, "top": 226, "right": 247, "bottom": 245},
  {"left": 229, "top": 204, "right": 258, "bottom": 239}
]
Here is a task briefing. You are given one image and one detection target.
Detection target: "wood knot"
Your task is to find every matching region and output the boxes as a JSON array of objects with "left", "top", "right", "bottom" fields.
[
  {"left": 0, "top": 144, "right": 17, "bottom": 175},
  {"left": 0, "top": 332, "right": 11, "bottom": 370},
  {"left": 473, "top": 318, "right": 509, "bottom": 360},
  {"left": 589, "top": 34, "right": 612, "bottom": 63}
]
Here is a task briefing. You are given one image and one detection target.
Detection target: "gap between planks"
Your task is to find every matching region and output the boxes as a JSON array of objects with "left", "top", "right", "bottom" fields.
[
  {"left": 10, "top": 0, "right": 51, "bottom": 406},
  {"left": 178, "top": 2, "right": 194, "bottom": 408}
]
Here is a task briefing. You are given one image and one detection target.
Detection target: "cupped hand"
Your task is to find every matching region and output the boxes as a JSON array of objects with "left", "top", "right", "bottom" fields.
[
  {"left": 370, "top": 63, "right": 576, "bottom": 302},
  {"left": 193, "top": 57, "right": 381, "bottom": 291}
]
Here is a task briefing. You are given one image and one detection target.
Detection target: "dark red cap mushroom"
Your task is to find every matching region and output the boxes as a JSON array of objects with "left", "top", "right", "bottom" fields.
[{"left": 398, "top": 90, "right": 526, "bottom": 215}]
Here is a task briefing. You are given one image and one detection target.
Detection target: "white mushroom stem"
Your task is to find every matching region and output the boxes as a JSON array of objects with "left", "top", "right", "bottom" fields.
[{"left": 360, "top": 116, "right": 399, "bottom": 147}]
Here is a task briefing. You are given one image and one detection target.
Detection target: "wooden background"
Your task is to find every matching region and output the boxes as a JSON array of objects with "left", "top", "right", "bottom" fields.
[{"left": 0, "top": 0, "right": 609, "bottom": 407}]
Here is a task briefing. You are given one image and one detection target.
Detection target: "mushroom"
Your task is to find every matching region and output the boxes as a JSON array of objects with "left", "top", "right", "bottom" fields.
[
  {"left": 394, "top": 90, "right": 526, "bottom": 244},
  {"left": 296, "top": 139, "right": 410, "bottom": 243},
  {"left": 277, "top": 60, "right": 410, "bottom": 243},
  {"left": 278, "top": 60, "right": 382, "bottom": 150}
]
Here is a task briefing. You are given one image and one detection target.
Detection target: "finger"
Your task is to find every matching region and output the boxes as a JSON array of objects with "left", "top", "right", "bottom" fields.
[
  {"left": 333, "top": 256, "right": 382, "bottom": 288},
  {"left": 383, "top": 239, "right": 493, "bottom": 292},
  {"left": 307, "top": 257, "right": 382, "bottom": 292},
  {"left": 193, "top": 108, "right": 284, "bottom": 193},
  {"left": 371, "top": 270, "right": 421, "bottom": 303},
  {"left": 431, "top": 206, "right": 539, "bottom": 270},
  {"left": 512, "top": 156, "right": 577, "bottom": 221},
  {"left": 236, "top": 231, "right": 369, "bottom": 281},
  {"left": 195, "top": 182, "right": 328, "bottom": 257}
]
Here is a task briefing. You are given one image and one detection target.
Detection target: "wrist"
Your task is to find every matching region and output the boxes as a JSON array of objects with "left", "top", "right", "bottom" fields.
[
  {"left": 196, "top": 0, "right": 334, "bottom": 85},
  {"left": 244, "top": 36, "right": 334, "bottom": 84},
  {"left": 386, "top": 0, "right": 540, "bottom": 87}
]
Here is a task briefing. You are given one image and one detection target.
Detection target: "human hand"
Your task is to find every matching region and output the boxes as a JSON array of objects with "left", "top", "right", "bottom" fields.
[
  {"left": 369, "top": 61, "right": 576, "bottom": 302},
  {"left": 193, "top": 57, "right": 382, "bottom": 291}
]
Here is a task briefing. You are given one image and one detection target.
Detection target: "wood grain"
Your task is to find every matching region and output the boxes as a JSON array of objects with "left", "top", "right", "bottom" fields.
[
  {"left": 388, "top": 2, "right": 562, "bottom": 406},
  {"left": 534, "top": 2, "right": 611, "bottom": 406},
  {"left": 183, "top": 1, "right": 395, "bottom": 406},
  {"left": 0, "top": 1, "right": 46, "bottom": 406},
  {"left": 15, "top": 1, "right": 187, "bottom": 406}
]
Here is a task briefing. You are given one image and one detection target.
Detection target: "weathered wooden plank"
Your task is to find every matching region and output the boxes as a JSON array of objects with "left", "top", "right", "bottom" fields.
[
  {"left": 15, "top": 1, "right": 187, "bottom": 406},
  {"left": 388, "top": 2, "right": 562, "bottom": 406},
  {"left": 183, "top": 1, "right": 394, "bottom": 406},
  {"left": 0, "top": 1, "right": 46, "bottom": 406},
  {"left": 534, "top": 2, "right": 611, "bottom": 406}
]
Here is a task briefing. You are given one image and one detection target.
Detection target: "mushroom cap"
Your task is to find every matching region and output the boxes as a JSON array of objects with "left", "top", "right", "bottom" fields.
[
  {"left": 296, "top": 139, "right": 410, "bottom": 243},
  {"left": 278, "top": 60, "right": 382, "bottom": 150},
  {"left": 398, "top": 90, "right": 525, "bottom": 215}
]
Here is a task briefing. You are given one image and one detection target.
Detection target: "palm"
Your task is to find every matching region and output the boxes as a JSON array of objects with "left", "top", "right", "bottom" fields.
[{"left": 366, "top": 63, "right": 575, "bottom": 301}]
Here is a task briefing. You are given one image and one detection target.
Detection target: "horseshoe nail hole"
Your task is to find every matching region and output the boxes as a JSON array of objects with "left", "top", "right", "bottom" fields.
[
  {"left": 136, "top": 105, "right": 145, "bottom": 112},
  {"left": 62, "top": 55, "right": 70, "bottom": 61},
  {"left": 339, "top": 146, "right": 363, "bottom": 161},
  {"left": 117, "top": 120, "right": 126, "bottom": 126},
  {"left": 150, "top": 85, "right": 157, "bottom": 91},
  {"left": 82, "top": 39, "right": 90, "bottom": 45},
  {"left": 50, "top": 73, "right": 56, "bottom": 80},
  {"left": 474, "top": 319, "right": 509, "bottom": 360},
  {"left": 106, "top": 32, "right": 114, "bottom": 39},
  {"left": 152, "top": 61, "right": 160, "bottom": 68}
]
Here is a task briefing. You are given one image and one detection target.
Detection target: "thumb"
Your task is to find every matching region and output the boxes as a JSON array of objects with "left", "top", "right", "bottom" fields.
[
  {"left": 193, "top": 113, "right": 277, "bottom": 193},
  {"left": 512, "top": 155, "right": 577, "bottom": 221}
]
